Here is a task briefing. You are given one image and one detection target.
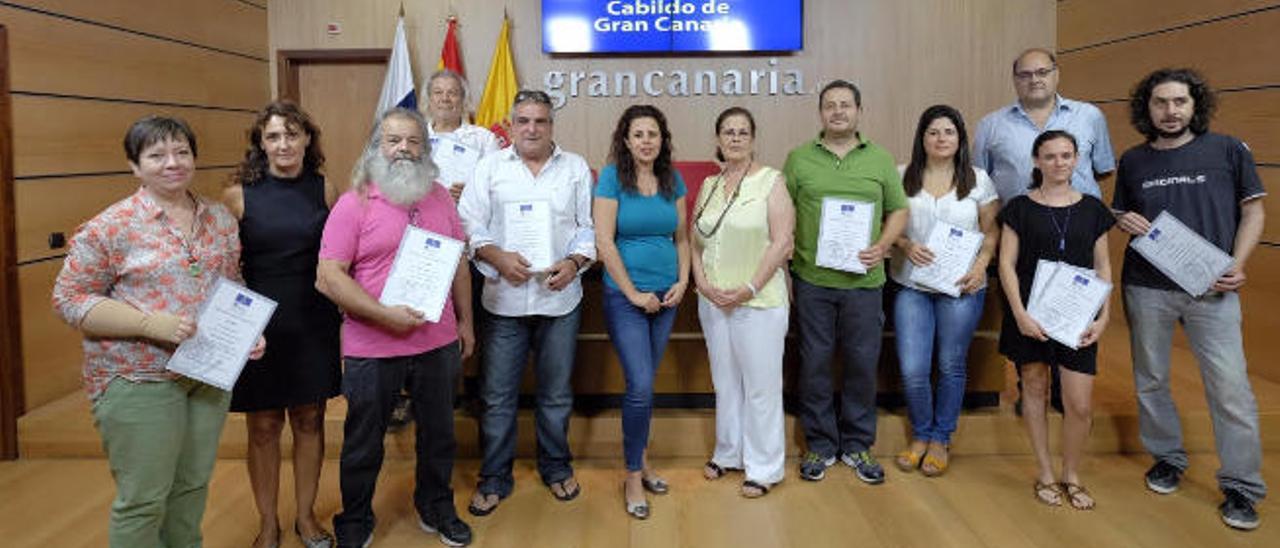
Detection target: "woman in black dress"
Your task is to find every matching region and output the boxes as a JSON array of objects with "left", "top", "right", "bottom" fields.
[
  {"left": 224, "top": 101, "right": 341, "bottom": 548},
  {"left": 997, "top": 130, "right": 1114, "bottom": 511}
]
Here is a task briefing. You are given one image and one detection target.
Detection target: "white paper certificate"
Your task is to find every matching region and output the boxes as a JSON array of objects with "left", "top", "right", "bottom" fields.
[
  {"left": 379, "top": 226, "right": 465, "bottom": 322},
  {"left": 429, "top": 136, "right": 481, "bottom": 189},
  {"left": 1129, "top": 211, "right": 1234, "bottom": 297},
  {"left": 908, "top": 222, "right": 984, "bottom": 297},
  {"left": 816, "top": 197, "right": 874, "bottom": 274},
  {"left": 166, "top": 277, "right": 277, "bottom": 391},
  {"left": 1026, "top": 262, "right": 1111, "bottom": 349},
  {"left": 503, "top": 200, "right": 554, "bottom": 271}
]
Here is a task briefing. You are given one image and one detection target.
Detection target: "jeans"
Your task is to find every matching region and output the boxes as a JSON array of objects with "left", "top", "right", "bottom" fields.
[
  {"left": 91, "top": 377, "right": 230, "bottom": 548},
  {"left": 699, "top": 297, "right": 787, "bottom": 484},
  {"left": 893, "top": 285, "right": 985, "bottom": 444},
  {"left": 333, "top": 345, "right": 461, "bottom": 546},
  {"left": 1124, "top": 285, "right": 1266, "bottom": 501},
  {"left": 477, "top": 305, "right": 582, "bottom": 497},
  {"left": 603, "top": 284, "right": 678, "bottom": 471},
  {"left": 793, "top": 277, "right": 884, "bottom": 457}
]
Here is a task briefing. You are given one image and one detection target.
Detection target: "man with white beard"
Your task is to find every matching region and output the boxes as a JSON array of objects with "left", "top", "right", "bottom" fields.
[{"left": 317, "top": 108, "right": 475, "bottom": 547}]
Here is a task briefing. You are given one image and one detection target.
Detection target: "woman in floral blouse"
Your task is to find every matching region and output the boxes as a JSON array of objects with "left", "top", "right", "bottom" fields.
[{"left": 52, "top": 116, "right": 263, "bottom": 547}]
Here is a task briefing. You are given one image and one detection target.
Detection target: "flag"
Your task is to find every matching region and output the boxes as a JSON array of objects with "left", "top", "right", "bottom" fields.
[
  {"left": 373, "top": 16, "right": 416, "bottom": 124},
  {"left": 476, "top": 17, "right": 518, "bottom": 147},
  {"left": 437, "top": 16, "right": 463, "bottom": 75}
]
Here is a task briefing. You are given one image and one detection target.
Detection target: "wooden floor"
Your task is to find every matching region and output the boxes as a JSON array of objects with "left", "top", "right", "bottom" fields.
[{"left": 0, "top": 454, "right": 1276, "bottom": 547}]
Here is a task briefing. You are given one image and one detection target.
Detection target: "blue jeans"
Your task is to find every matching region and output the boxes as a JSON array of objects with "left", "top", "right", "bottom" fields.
[
  {"left": 893, "top": 285, "right": 985, "bottom": 444},
  {"left": 1124, "top": 285, "right": 1266, "bottom": 501},
  {"left": 477, "top": 305, "right": 581, "bottom": 497},
  {"left": 603, "top": 284, "right": 678, "bottom": 471}
]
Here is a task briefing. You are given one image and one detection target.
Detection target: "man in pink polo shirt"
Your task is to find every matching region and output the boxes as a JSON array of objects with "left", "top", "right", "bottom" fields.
[{"left": 317, "top": 108, "right": 474, "bottom": 548}]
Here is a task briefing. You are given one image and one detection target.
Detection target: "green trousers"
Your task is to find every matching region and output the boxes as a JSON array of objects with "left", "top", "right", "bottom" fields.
[{"left": 92, "top": 377, "right": 230, "bottom": 548}]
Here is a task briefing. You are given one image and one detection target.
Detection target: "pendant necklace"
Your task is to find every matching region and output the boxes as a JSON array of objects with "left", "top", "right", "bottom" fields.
[
  {"left": 1041, "top": 189, "right": 1073, "bottom": 255},
  {"left": 693, "top": 165, "right": 748, "bottom": 239}
]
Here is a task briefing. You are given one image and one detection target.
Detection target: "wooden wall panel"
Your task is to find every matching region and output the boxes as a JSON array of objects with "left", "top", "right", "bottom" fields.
[
  {"left": 14, "top": 169, "right": 234, "bottom": 263},
  {"left": 11, "top": 95, "right": 252, "bottom": 178},
  {"left": 1241, "top": 245, "right": 1280, "bottom": 384},
  {"left": 1261, "top": 168, "right": 1279, "bottom": 244},
  {"left": 2, "top": 6, "right": 267, "bottom": 109},
  {"left": 270, "top": 0, "right": 1056, "bottom": 169},
  {"left": 17, "top": 260, "right": 81, "bottom": 410},
  {"left": 16, "top": 0, "right": 269, "bottom": 59},
  {"left": 1057, "top": 9, "right": 1280, "bottom": 102},
  {"left": 1058, "top": 0, "right": 1276, "bottom": 51}
]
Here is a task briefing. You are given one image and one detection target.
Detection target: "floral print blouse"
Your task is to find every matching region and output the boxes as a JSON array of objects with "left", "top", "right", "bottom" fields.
[{"left": 52, "top": 187, "right": 242, "bottom": 400}]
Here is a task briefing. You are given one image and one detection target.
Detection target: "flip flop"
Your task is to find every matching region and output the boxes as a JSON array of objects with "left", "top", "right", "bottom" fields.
[
  {"left": 641, "top": 475, "right": 669, "bottom": 495},
  {"left": 550, "top": 478, "right": 581, "bottom": 502},
  {"left": 741, "top": 480, "right": 771, "bottom": 498},
  {"left": 467, "top": 492, "right": 502, "bottom": 516}
]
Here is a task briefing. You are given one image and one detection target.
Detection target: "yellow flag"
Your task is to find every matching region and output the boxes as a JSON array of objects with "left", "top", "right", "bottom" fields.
[{"left": 475, "top": 17, "right": 517, "bottom": 146}]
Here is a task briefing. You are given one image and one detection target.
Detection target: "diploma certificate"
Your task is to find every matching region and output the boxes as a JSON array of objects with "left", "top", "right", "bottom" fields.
[
  {"left": 429, "top": 135, "right": 481, "bottom": 189},
  {"left": 908, "top": 222, "right": 984, "bottom": 297},
  {"left": 1026, "top": 261, "right": 1110, "bottom": 349},
  {"left": 816, "top": 197, "right": 874, "bottom": 274},
  {"left": 503, "top": 200, "right": 555, "bottom": 271},
  {"left": 379, "top": 226, "right": 465, "bottom": 322},
  {"left": 1129, "top": 211, "right": 1234, "bottom": 297},
  {"left": 166, "top": 277, "right": 277, "bottom": 391}
]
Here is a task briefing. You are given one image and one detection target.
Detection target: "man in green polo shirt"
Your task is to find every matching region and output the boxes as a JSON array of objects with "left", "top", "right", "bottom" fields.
[{"left": 784, "top": 79, "right": 908, "bottom": 484}]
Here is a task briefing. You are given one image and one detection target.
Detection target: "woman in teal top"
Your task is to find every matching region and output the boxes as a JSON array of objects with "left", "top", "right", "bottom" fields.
[{"left": 593, "top": 104, "right": 689, "bottom": 520}]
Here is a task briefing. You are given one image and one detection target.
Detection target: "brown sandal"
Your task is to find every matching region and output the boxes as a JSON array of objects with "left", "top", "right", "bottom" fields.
[
  {"left": 1061, "top": 482, "right": 1095, "bottom": 510},
  {"left": 1034, "top": 481, "right": 1063, "bottom": 506}
]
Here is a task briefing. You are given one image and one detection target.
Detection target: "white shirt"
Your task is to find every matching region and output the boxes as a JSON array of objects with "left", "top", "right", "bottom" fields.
[
  {"left": 429, "top": 122, "right": 502, "bottom": 188},
  {"left": 458, "top": 145, "right": 596, "bottom": 317},
  {"left": 428, "top": 121, "right": 502, "bottom": 156},
  {"left": 889, "top": 165, "right": 998, "bottom": 290}
]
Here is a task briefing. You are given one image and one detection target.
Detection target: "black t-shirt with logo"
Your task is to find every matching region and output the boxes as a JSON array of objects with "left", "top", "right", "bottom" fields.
[{"left": 1112, "top": 132, "right": 1266, "bottom": 291}]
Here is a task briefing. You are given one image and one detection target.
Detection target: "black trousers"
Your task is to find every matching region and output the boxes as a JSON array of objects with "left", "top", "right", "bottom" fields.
[{"left": 333, "top": 344, "right": 461, "bottom": 546}]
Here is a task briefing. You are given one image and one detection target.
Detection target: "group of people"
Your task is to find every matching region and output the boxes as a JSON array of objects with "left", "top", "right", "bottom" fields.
[{"left": 50, "top": 46, "right": 1265, "bottom": 548}]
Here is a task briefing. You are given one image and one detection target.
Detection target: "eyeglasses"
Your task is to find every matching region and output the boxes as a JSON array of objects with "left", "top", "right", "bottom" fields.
[
  {"left": 513, "top": 90, "right": 552, "bottom": 106},
  {"left": 1014, "top": 66, "right": 1057, "bottom": 81}
]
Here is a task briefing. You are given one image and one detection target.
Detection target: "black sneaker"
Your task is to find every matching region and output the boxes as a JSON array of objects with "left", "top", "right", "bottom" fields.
[
  {"left": 1144, "top": 460, "right": 1182, "bottom": 494},
  {"left": 798, "top": 452, "right": 836, "bottom": 481},
  {"left": 841, "top": 450, "right": 886, "bottom": 485},
  {"left": 1219, "top": 489, "right": 1259, "bottom": 531},
  {"left": 419, "top": 515, "right": 473, "bottom": 547}
]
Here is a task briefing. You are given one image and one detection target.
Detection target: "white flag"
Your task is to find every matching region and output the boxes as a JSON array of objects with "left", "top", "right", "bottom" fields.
[{"left": 373, "top": 17, "right": 417, "bottom": 123}]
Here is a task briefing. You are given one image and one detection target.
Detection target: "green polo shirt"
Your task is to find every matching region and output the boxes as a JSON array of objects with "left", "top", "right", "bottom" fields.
[{"left": 784, "top": 133, "right": 907, "bottom": 289}]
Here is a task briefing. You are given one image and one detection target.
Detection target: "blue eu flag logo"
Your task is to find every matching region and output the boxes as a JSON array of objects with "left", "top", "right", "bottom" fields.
[{"left": 235, "top": 293, "right": 253, "bottom": 307}]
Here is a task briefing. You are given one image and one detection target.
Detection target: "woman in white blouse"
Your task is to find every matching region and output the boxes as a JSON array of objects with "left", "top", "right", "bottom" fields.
[{"left": 889, "top": 105, "right": 999, "bottom": 476}]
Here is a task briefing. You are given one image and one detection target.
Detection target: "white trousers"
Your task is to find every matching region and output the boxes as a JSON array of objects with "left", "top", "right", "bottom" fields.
[{"left": 698, "top": 296, "right": 788, "bottom": 484}]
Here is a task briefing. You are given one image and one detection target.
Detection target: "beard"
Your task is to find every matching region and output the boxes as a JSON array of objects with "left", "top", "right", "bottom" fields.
[
  {"left": 1154, "top": 118, "right": 1191, "bottom": 140},
  {"left": 368, "top": 152, "right": 432, "bottom": 206}
]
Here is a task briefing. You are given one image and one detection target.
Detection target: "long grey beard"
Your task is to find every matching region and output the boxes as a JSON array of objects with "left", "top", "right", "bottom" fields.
[{"left": 369, "top": 154, "right": 431, "bottom": 206}]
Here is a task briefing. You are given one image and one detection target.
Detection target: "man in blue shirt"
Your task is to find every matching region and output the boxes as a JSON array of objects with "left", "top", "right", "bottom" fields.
[{"left": 974, "top": 47, "right": 1116, "bottom": 203}]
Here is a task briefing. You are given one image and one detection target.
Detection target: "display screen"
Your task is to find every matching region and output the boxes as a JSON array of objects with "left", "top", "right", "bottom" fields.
[{"left": 542, "top": 0, "right": 803, "bottom": 53}]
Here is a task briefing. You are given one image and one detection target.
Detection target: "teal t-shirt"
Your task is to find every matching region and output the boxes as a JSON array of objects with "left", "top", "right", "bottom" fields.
[{"left": 594, "top": 163, "right": 686, "bottom": 292}]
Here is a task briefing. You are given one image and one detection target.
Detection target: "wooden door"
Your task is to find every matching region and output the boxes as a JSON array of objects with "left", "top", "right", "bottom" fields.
[
  {"left": 277, "top": 49, "right": 389, "bottom": 195},
  {"left": 1, "top": 24, "right": 22, "bottom": 459}
]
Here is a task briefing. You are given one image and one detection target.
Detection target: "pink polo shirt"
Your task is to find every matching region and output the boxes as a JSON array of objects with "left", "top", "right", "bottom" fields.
[{"left": 319, "top": 183, "right": 463, "bottom": 358}]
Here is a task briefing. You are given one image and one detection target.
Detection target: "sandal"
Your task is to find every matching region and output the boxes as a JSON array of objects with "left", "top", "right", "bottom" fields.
[
  {"left": 623, "top": 482, "right": 649, "bottom": 520},
  {"left": 894, "top": 447, "right": 925, "bottom": 472},
  {"left": 1034, "top": 481, "right": 1063, "bottom": 507},
  {"left": 295, "top": 523, "right": 334, "bottom": 548},
  {"left": 704, "top": 460, "right": 739, "bottom": 480},
  {"left": 741, "top": 480, "right": 771, "bottom": 498},
  {"left": 467, "top": 491, "right": 502, "bottom": 517},
  {"left": 549, "top": 477, "right": 581, "bottom": 502},
  {"left": 920, "top": 446, "right": 949, "bottom": 477},
  {"left": 1061, "top": 482, "right": 1096, "bottom": 510},
  {"left": 641, "top": 474, "right": 669, "bottom": 495}
]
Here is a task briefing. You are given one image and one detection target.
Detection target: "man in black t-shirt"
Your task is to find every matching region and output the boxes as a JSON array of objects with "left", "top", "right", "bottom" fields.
[{"left": 1112, "top": 68, "right": 1267, "bottom": 531}]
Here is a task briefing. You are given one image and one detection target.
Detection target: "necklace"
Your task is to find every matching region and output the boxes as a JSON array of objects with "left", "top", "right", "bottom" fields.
[
  {"left": 1036, "top": 189, "right": 1073, "bottom": 254},
  {"left": 693, "top": 165, "right": 749, "bottom": 239},
  {"left": 163, "top": 193, "right": 203, "bottom": 277}
]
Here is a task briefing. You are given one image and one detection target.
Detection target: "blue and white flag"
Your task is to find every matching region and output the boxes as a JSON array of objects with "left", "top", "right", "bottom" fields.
[{"left": 373, "top": 17, "right": 417, "bottom": 124}]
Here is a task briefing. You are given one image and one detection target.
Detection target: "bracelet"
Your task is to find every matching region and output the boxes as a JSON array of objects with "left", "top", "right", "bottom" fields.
[
  {"left": 567, "top": 255, "right": 585, "bottom": 270},
  {"left": 744, "top": 281, "right": 759, "bottom": 297}
]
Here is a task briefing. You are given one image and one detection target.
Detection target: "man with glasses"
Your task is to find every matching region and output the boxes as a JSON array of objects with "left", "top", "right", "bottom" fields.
[
  {"left": 973, "top": 48, "right": 1116, "bottom": 415},
  {"left": 457, "top": 89, "right": 596, "bottom": 516},
  {"left": 974, "top": 48, "right": 1116, "bottom": 203}
]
